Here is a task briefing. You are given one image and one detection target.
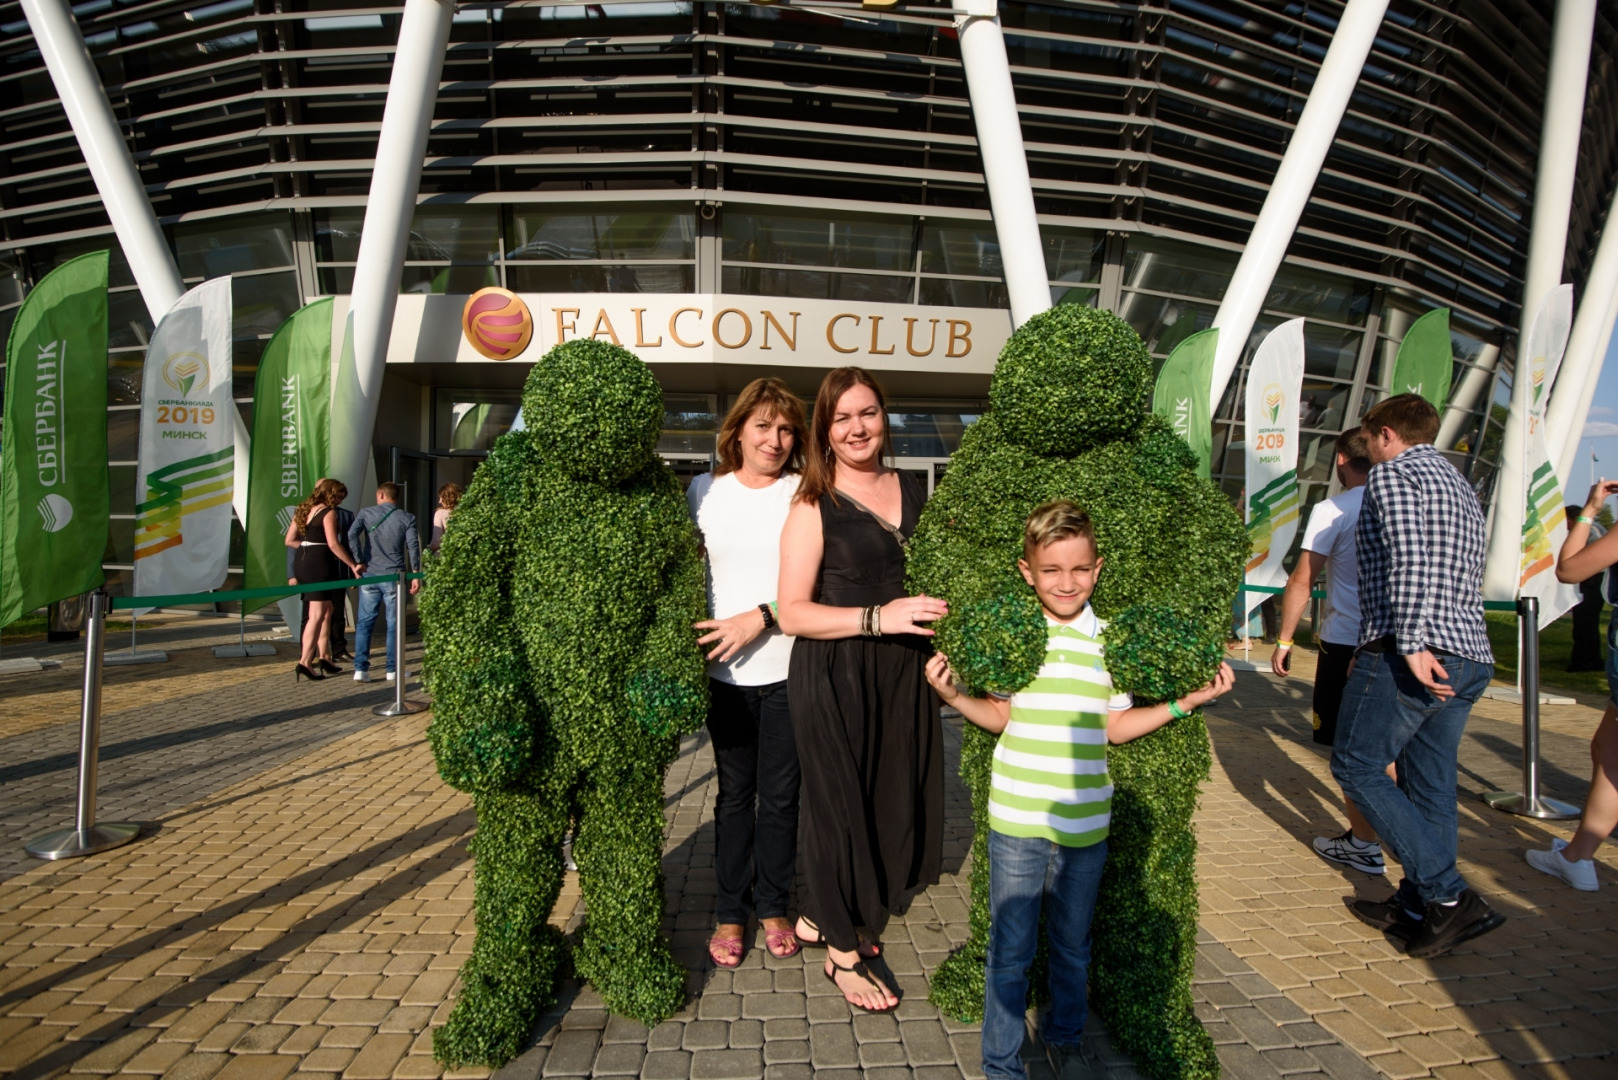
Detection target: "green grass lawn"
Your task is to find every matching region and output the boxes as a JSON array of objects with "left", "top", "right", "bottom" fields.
[
  {"left": 0, "top": 613, "right": 50, "bottom": 648},
  {"left": 1, "top": 612, "right": 134, "bottom": 650},
  {"left": 1486, "top": 611, "right": 1609, "bottom": 698}
]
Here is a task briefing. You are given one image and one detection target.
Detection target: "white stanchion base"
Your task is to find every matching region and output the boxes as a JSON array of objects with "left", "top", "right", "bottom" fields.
[
  {"left": 25, "top": 822, "right": 141, "bottom": 859},
  {"left": 0, "top": 657, "right": 62, "bottom": 675},
  {"left": 1481, "top": 687, "right": 1577, "bottom": 705},
  {"left": 105, "top": 651, "right": 168, "bottom": 666},
  {"left": 1481, "top": 791, "right": 1582, "bottom": 820},
  {"left": 213, "top": 643, "right": 278, "bottom": 658}
]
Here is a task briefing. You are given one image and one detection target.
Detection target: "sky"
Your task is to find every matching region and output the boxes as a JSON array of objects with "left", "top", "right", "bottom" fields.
[{"left": 1570, "top": 319, "right": 1618, "bottom": 500}]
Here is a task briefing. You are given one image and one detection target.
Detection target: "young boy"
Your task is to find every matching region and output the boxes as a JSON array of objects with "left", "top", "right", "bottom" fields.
[{"left": 925, "top": 500, "right": 1233, "bottom": 1080}]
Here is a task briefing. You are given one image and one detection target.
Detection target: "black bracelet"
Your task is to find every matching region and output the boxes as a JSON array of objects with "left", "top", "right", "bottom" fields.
[{"left": 758, "top": 602, "right": 776, "bottom": 631}]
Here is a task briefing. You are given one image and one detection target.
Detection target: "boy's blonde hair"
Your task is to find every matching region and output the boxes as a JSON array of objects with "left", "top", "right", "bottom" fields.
[{"left": 1022, "top": 499, "right": 1096, "bottom": 559}]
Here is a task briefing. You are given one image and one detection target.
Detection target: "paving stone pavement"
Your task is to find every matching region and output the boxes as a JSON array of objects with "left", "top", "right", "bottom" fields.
[{"left": 0, "top": 629, "right": 1613, "bottom": 1080}]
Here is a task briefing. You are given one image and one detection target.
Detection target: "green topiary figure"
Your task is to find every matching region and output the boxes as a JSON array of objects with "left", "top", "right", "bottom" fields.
[
  {"left": 420, "top": 339, "right": 708, "bottom": 1069},
  {"left": 908, "top": 305, "right": 1246, "bottom": 1080}
]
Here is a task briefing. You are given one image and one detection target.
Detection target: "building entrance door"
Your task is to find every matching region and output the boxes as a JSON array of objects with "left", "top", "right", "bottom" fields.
[
  {"left": 390, "top": 448, "right": 448, "bottom": 536},
  {"left": 662, "top": 452, "right": 715, "bottom": 489},
  {"left": 890, "top": 457, "right": 950, "bottom": 497}
]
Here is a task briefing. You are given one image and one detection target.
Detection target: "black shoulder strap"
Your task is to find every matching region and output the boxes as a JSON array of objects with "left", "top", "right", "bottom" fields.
[{"left": 833, "top": 487, "right": 909, "bottom": 552}]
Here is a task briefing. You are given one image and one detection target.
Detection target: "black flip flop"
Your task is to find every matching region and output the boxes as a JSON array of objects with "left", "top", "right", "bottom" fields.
[{"left": 824, "top": 955, "right": 897, "bottom": 1014}]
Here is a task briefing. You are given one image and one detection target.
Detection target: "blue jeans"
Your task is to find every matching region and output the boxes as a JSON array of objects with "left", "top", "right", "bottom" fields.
[
  {"left": 1605, "top": 608, "right": 1618, "bottom": 708},
  {"left": 354, "top": 583, "right": 397, "bottom": 674},
  {"left": 1331, "top": 649, "right": 1492, "bottom": 907},
  {"left": 983, "top": 830, "right": 1107, "bottom": 1080}
]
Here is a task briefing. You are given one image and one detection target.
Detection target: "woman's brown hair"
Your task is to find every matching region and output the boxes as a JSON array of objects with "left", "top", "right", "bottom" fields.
[
  {"left": 293, "top": 477, "right": 346, "bottom": 534},
  {"left": 795, "top": 366, "right": 892, "bottom": 505},
  {"left": 714, "top": 378, "right": 807, "bottom": 478},
  {"left": 437, "top": 482, "right": 464, "bottom": 511}
]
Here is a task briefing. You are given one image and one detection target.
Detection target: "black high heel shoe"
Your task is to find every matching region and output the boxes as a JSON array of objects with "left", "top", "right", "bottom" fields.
[
  {"left": 318, "top": 658, "right": 343, "bottom": 675},
  {"left": 295, "top": 663, "right": 325, "bottom": 682}
]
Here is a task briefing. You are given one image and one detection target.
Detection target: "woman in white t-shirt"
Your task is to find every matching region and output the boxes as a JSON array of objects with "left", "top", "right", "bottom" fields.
[{"left": 687, "top": 378, "right": 808, "bottom": 968}]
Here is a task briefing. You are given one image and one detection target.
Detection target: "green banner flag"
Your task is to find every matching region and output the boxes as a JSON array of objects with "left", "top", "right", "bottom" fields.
[
  {"left": 0, "top": 252, "right": 111, "bottom": 627},
  {"left": 1389, "top": 307, "right": 1451, "bottom": 409},
  {"left": 1151, "top": 327, "right": 1217, "bottom": 479},
  {"left": 244, "top": 299, "right": 332, "bottom": 613}
]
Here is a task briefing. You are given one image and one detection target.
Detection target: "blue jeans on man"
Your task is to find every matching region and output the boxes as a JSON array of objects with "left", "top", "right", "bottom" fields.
[
  {"left": 1331, "top": 649, "right": 1492, "bottom": 906},
  {"left": 982, "top": 830, "right": 1107, "bottom": 1080},
  {"left": 354, "top": 582, "right": 397, "bottom": 675}
]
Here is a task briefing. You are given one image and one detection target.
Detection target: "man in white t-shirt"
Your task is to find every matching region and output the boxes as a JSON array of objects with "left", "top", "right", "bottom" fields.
[{"left": 1272, "top": 428, "right": 1389, "bottom": 874}]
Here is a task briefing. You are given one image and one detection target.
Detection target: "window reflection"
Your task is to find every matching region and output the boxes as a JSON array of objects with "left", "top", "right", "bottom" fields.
[{"left": 724, "top": 209, "right": 913, "bottom": 273}]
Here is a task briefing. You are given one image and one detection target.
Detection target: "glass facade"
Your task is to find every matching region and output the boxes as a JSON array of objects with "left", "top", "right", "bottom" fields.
[{"left": 3, "top": 0, "right": 1617, "bottom": 596}]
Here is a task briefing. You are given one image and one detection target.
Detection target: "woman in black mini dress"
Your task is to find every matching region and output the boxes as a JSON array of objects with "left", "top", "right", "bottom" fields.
[
  {"left": 777, "top": 367, "right": 947, "bottom": 1013},
  {"left": 284, "top": 478, "right": 358, "bottom": 680}
]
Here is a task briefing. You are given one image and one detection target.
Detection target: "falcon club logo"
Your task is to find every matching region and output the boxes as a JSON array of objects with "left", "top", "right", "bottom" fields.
[{"left": 463, "top": 288, "right": 534, "bottom": 361}]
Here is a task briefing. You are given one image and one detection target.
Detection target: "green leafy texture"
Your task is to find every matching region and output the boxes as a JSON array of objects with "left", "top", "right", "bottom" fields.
[
  {"left": 421, "top": 339, "right": 708, "bottom": 1068},
  {"left": 989, "top": 304, "right": 1152, "bottom": 457},
  {"left": 907, "top": 305, "right": 1246, "bottom": 1080}
]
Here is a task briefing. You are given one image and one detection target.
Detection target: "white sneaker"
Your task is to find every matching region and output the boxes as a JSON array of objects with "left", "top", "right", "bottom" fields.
[
  {"left": 1526, "top": 837, "right": 1598, "bottom": 892},
  {"left": 353, "top": 670, "right": 372, "bottom": 683},
  {"left": 386, "top": 671, "right": 396, "bottom": 682},
  {"left": 1313, "top": 830, "right": 1386, "bottom": 875}
]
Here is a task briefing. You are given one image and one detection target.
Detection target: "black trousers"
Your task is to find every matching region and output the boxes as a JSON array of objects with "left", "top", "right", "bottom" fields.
[
  {"left": 708, "top": 678, "right": 800, "bottom": 925},
  {"left": 1570, "top": 592, "right": 1604, "bottom": 671}
]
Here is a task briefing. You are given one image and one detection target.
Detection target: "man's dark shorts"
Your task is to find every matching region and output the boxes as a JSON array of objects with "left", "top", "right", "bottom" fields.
[{"left": 1312, "top": 639, "right": 1356, "bottom": 746}]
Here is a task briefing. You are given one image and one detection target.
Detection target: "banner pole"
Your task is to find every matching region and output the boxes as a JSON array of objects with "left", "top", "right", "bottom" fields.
[
  {"left": 1482, "top": 596, "right": 1579, "bottom": 820},
  {"left": 373, "top": 571, "right": 426, "bottom": 717},
  {"left": 25, "top": 592, "right": 141, "bottom": 859},
  {"left": 107, "top": 605, "right": 168, "bottom": 666}
]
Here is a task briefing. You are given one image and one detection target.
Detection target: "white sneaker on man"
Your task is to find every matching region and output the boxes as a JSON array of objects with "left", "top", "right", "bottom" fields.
[
  {"left": 1312, "top": 830, "right": 1386, "bottom": 875},
  {"left": 1526, "top": 837, "right": 1598, "bottom": 892},
  {"left": 353, "top": 670, "right": 372, "bottom": 683},
  {"left": 386, "top": 671, "right": 396, "bottom": 682}
]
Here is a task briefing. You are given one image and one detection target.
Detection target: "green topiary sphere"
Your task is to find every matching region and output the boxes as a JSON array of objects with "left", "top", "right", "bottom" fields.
[
  {"left": 988, "top": 305, "right": 1152, "bottom": 457},
  {"left": 422, "top": 340, "right": 708, "bottom": 1069},
  {"left": 524, "top": 338, "right": 663, "bottom": 484},
  {"left": 908, "top": 305, "right": 1245, "bottom": 1080}
]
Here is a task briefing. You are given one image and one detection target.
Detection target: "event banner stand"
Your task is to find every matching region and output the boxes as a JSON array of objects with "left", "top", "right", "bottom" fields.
[
  {"left": 104, "top": 611, "right": 168, "bottom": 666},
  {"left": 214, "top": 609, "right": 277, "bottom": 659}
]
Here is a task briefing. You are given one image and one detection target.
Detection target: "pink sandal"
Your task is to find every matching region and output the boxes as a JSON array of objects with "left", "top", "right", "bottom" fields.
[
  {"left": 708, "top": 933, "right": 745, "bottom": 968},
  {"left": 764, "top": 926, "right": 801, "bottom": 959}
]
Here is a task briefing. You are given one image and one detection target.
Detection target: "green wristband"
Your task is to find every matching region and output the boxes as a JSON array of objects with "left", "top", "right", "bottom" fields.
[
  {"left": 1577, "top": 514, "right": 1595, "bottom": 525},
  {"left": 1169, "top": 700, "right": 1188, "bottom": 720}
]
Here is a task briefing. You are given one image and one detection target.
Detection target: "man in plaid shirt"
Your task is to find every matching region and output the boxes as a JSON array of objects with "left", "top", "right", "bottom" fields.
[{"left": 1331, "top": 394, "right": 1505, "bottom": 959}]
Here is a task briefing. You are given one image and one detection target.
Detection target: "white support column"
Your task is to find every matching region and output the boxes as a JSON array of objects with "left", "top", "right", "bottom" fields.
[
  {"left": 1552, "top": 297, "right": 1617, "bottom": 494},
  {"left": 1548, "top": 180, "right": 1618, "bottom": 485},
  {"left": 1206, "top": 0, "right": 1389, "bottom": 414},
  {"left": 328, "top": 0, "right": 455, "bottom": 505},
  {"left": 22, "top": 0, "right": 251, "bottom": 527},
  {"left": 1483, "top": 0, "right": 1596, "bottom": 602},
  {"left": 956, "top": 0, "right": 1050, "bottom": 329}
]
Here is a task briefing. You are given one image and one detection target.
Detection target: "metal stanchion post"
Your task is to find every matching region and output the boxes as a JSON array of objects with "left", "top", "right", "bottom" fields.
[
  {"left": 25, "top": 592, "right": 142, "bottom": 859},
  {"left": 373, "top": 571, "right": 427, "bottom": 717},
  {"left": 1483, "top": 596, "right": 1580, "bottom": 820}
]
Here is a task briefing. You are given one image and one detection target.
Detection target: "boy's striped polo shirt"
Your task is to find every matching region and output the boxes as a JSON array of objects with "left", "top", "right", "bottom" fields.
[{"left": 988, "top": 607, "right": 1131, "bottom": 848}]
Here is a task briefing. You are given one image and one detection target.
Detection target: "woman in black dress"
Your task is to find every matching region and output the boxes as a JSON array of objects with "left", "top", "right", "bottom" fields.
[
  {"left": 777, "top": 367, "right": 948, "bottom": 1013},
  {"left": 284, "top": 478, "right": 359, "bottom": 681}
]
